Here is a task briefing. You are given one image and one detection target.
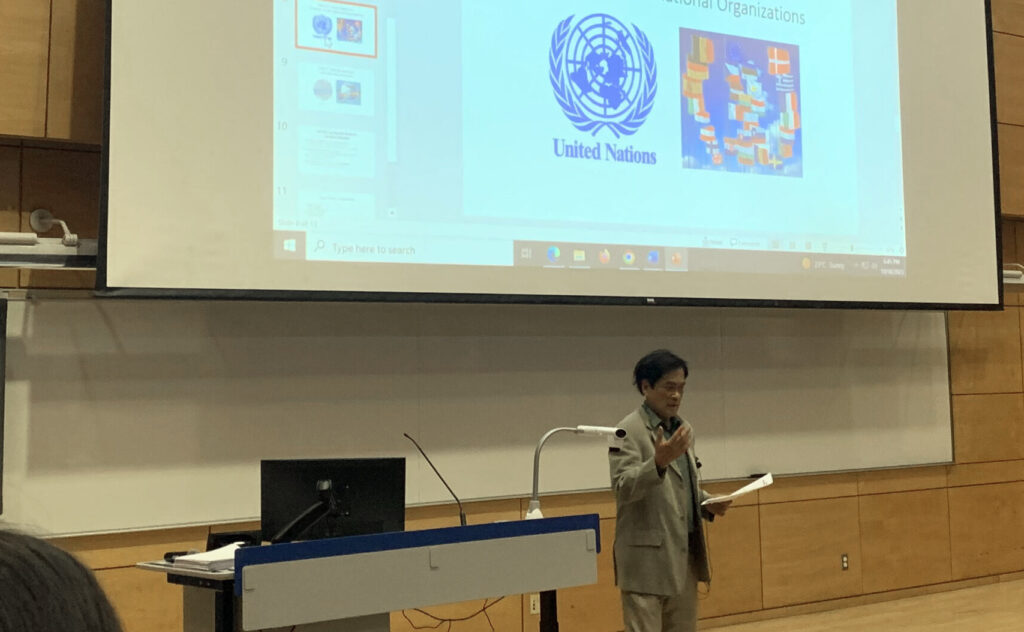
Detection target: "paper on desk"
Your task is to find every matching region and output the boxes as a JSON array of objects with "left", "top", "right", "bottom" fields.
[
  {"left": 172, "top": 542, "right": 243, "bottom": 572},
  {"left": 701, "top": 473, "right": 773, "bottom": 506}
]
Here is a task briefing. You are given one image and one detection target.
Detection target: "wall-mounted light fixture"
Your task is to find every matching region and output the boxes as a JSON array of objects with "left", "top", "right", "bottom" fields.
[
  {"left": 1004, "top": 263, "right": 1024, "bottom": 285},
  {"left": 0, "top": 209, "right": 97, "bottom": 268}
]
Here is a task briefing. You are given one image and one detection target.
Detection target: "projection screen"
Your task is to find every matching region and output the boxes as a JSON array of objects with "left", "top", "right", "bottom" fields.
[{"left": 102, "top": 0, "right": 1000, "bottom": 306}]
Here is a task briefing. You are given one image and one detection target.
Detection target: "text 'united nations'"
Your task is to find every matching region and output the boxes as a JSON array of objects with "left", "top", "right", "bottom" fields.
[{"left": 553, "top": 139, "right": 658, "bottom": 165}]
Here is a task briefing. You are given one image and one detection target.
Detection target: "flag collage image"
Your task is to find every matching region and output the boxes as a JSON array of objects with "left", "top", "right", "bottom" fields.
[{"left": 680, "top": 29, "right": 802, "bottom": 177}]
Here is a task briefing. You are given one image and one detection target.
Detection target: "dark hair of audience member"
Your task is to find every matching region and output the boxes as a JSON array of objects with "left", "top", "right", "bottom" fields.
[{"left": 0, "top": 529, "right": 123, "bottom": 632}]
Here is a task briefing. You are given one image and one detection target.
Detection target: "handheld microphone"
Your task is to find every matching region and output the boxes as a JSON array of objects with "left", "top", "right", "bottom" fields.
[{"left": 403, "top": 433, "right": 467, "bottom": 526}]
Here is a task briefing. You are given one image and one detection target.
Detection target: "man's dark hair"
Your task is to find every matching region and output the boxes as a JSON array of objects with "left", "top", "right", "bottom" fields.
[
  {"left": 0, "top": 529, "right": 123, "bottom": 632},
  {"left": 633, "top": 349, "right": 689, "bottom": 394}
]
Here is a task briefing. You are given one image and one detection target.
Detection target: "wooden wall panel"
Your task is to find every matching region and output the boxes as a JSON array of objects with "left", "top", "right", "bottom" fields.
[
  {"left": 20, "top": 147, "right": 101, "bottom": 239},
  {"left": 1003, "top": 218, "right": 1018, "bottom": 262},
  {"left": 952, "top": 393, "right": 1024, "bottom": 463},
  {"left": 949, "top": 481, "right": 1024, "bottom": 579},
  {"left": 698, "top": 505, "right": 763, "bottom": 618},
  {"left": 19, "top": 268, "right": 96, "bottom": 289},
  {"left": 1004, "top": 219, "right": 1023, "bottom": 306},
  {"left": 999, "top": 126, "right": 1024, "bottom": 220},
  {"left": 0, "top": 144, "right": 24, "bottom": 286},
  {"left": 95, "top": 567, "right": 182, "bottom": 632},
  {"left": 1014, "top": 221, "right": 1024, "bottom": 267},
  {"left": 1012, "top": 222, "right": 1024, "bottom": 307},
  {"left": 0, "top": 145, "right": 20, "bottom": 225},
  {"left": 994, "top": 33, "right": 1024, "bottom": 127},
  {"left": 857, "top": 466, "right": 947, "bottom": 496},
  {"left": 52, "top": 526, "right": 208, "bottom": 570},
  {"left": 0, "top": 0, "right": 51, "bottom": 136},
  {"left": 47, "top": 0, "right": 107, "bottom": 143},
  {"left": 760, "top": 498, "right": 862, "bottom": 608},
  {"left": 758, "top": 473, "right": 859, "bottom": 505},
  {"left": 859, "top": 489, "right": 952, "bottom": 593},
  {"left": 947, "top": 459, "right": 1024, "bottom": 487},
  {"left": 948, "top": 308, "right": 1023, "bottom": 395},
  {"left": 210, "top": 520, "right": 261, "bottom": 535},
  {"left": 993, "top": 0, "right": 1024, "bottom": 36}
]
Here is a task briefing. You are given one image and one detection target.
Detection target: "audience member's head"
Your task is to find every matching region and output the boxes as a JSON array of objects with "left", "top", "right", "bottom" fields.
[{"left": 0, "top": 529, "right": 122, "bottom": 632}]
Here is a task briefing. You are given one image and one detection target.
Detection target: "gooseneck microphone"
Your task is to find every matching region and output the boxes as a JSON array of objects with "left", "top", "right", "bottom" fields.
[{"left": 403, "top": 433, "right": 467, "bottom": 526}]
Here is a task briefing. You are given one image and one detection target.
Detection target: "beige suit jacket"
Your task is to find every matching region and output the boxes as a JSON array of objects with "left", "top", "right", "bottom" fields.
[{"left": 609, "top": 406, "right": 712, "bottom": 596}]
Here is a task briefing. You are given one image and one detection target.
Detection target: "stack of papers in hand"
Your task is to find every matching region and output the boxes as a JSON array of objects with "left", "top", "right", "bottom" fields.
[
  {"left": 172, "top": 542, "right": 243, "bottom": 572},
  {"left": 701, "top": 473, "right": 774, "bottom": 506}
]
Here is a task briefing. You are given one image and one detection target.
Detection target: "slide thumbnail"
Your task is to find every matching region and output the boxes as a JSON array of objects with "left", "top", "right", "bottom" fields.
[
  {"left": 296, "top": 0, "right": 378, "bottom": 58},
  {"left": 298, "top": 64, "right": 375, "bottom": 115},
  {"left": 679, "top": 29, "right": 802, "bottom": 177}
]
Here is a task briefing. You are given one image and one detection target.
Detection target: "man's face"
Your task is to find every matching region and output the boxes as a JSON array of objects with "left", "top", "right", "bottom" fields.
[{"left": 641, "top": 367, "right": 687, "bottom": 421}]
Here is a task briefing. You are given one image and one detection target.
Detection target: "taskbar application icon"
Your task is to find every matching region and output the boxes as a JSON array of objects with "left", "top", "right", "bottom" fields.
[
  {"left": 274, "top": 231, "right": 307, "bottom": 260},
  {"left": 513, "top": 241, "right": 688, "bottom": 272}
]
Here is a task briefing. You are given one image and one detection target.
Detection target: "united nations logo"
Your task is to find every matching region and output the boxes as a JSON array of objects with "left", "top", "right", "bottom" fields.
[
  {"left": 550, "top": 14, "right": 657, "bottom": 138},
  {"left": 312, "top": 15, "right": 332, "bottom": 36},
  {"left": 313, "top": 14, "right": 332, "bottom": 48}
]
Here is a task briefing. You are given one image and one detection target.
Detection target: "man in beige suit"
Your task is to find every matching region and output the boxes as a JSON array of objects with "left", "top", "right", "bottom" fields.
[{"left": 609, "top": 349, "right": 730, "bottom": 632}]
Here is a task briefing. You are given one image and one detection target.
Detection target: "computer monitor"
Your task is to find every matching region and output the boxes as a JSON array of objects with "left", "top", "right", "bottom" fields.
[{"left": 260, "top": 458, "right": 405, "bottom": 544}]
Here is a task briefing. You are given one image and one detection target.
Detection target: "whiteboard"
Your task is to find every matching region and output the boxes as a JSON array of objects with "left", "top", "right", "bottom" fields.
[{"left": 1, "top": 299, "right": 951, "bottom": 536}]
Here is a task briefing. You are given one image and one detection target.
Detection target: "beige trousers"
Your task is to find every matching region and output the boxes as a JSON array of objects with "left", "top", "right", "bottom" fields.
[{"left": 620, "top": 554, "right": 699, "bottom": 632}]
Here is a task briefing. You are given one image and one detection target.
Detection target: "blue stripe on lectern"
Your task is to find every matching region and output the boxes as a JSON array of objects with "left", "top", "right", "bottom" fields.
[{"left": 234, "top": 514, "right": 600, "bottom": 596}]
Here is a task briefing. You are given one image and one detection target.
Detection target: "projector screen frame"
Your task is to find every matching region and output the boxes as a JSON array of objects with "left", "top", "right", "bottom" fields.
[{"left": 96, "top": 0, "right": 1003, "bottom": 311}]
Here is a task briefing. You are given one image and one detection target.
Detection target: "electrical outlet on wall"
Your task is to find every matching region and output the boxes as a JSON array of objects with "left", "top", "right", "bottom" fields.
[
  {"left": 529, "top": 593, "right": 540, "bottom": 614},
  {"left": 841, "top": 553, "right": 849, "bottom": 570}
]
